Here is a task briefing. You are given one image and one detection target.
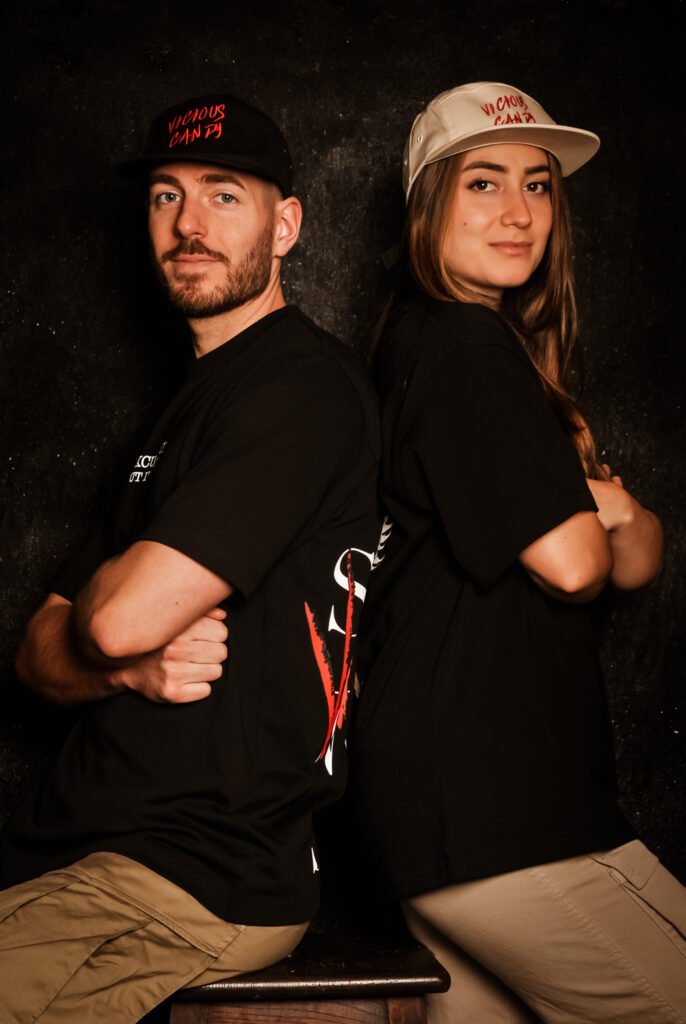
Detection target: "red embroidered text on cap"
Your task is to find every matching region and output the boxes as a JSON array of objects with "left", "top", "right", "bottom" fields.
[
  {"left": 168, "top": 104, "right": 226, "bottom": 149},
  {"left": 479, "top": 93, "right": 537, "bottom": 127}
]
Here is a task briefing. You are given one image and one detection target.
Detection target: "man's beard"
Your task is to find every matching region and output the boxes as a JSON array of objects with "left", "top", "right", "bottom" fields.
[{"left": 155, "top": 226, "right": 273, "bottom": 318}]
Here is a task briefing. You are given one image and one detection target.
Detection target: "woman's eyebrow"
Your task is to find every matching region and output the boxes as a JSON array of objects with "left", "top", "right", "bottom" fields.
[
  {"left": 460, "top": 160, "right": 551, "bottom": 175},
  {"left": 524, "top": 164, "right": 551, "bottom": 175},
  {"left": 460, "top": 160, "right": 507, "bottom": 173}
]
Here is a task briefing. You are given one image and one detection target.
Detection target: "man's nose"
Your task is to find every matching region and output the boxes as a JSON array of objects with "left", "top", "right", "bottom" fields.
[{"left": 174, "top": 197, "right": 206, "bottom": 237}]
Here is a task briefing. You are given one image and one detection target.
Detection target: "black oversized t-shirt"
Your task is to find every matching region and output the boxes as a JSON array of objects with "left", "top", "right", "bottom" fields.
[
  {"left": 351, "top": 296, "right": 633, "bottom": 899},
  {"left": 0, "top": 306, "right": 381, "bottom": 924}
]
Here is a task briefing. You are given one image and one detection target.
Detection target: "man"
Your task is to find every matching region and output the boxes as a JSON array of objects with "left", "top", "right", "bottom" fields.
[{"left": 0, "top": 93, "right": 380, "bottom": 1022}]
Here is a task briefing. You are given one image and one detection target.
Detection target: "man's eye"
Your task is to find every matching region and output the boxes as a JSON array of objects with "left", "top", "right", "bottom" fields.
[
  {"left": 216, "top": 193, "right": 236, "bottom": 205},
  {"left": 468, "top": 179, "right": 495, "bottom": 192},
  {"left": 155, "top": 191, "right": 180, "bottom": 205}
]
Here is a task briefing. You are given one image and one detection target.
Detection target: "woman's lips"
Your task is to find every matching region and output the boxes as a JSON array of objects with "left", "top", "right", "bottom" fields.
[{"left": 489, "top": 242, "right": 533, "bottom": 256}]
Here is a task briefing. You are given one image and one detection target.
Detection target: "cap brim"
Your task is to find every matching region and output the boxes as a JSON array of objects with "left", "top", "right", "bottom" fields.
[
  {"left": 115, "top": 153, "right": 289, "bottom": 195},
  {"left": 406, "top": 124, "right": 600, "bottom": 197}
]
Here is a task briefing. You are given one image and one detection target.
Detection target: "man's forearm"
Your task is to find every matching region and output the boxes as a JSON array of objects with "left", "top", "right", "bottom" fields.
[
  {"left": 17, "top": 539, "right": 233, "bottom": 705},
  {"left": 73, "top": 541, "right": 232, "bottom": 662},
  {"left": 15, "top": 595, "right": 129, "bottom": 706},
  {"left": 16, "top": 593, "right": 229, "bottom": 707}
]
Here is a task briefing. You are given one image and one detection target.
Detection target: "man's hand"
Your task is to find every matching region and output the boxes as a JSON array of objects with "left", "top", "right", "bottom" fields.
[
  {"left": 117, "top": 608, "right": 228, "bottom": 703},
  {"left": 18, "top": 541, "right": 235, "bottom": 706},
  {"left": 15, "top": 596, "right": 229, "bottom": 706}
]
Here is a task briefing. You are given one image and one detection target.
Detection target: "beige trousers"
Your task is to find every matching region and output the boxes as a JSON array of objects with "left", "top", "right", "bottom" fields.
[
  {"left": 0, "top": 852, "right": 307, "bottom": 1024},
  {"left": 404, "top": 840, "right": 686, "bottom": 1024}
]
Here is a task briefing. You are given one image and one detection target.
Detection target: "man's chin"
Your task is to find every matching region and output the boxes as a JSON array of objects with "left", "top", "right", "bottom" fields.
[
  {"left": 166, "top": 285, "right": 254, "bottom": 319},
  {"left": 155, "top": 234, "right": 273, "bottom": 320},
  {"left": 169, "top": 297, "right": 236, "bottom": 319}
]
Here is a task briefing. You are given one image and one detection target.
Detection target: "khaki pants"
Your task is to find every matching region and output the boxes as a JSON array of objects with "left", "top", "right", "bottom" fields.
[
  {"left": 0, "top": 852, "right": 308, "bottom": 1024},
  {"left": 404, "top": 840, "right": 686, "bottom": 1024}
]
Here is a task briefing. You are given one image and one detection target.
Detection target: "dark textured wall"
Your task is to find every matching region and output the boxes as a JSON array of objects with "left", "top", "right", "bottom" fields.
[{"left": 1, "top": 0, "right": 684, "bottom": 908}]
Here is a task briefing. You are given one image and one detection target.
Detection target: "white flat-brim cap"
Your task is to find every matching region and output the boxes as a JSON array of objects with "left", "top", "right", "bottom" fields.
[{"left": 403, "top": 81, "right": 600, "bottom": 199}]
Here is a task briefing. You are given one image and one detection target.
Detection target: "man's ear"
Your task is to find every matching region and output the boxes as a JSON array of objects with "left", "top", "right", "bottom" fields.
[{"left": 272, "top": 196, "right": 302, "bottom": 258}]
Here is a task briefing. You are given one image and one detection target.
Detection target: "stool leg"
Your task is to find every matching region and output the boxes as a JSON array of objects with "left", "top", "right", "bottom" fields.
[
  {"left": 387, "top": 996, "right": 426, "bottom": 1024},
  {"left": 169, "top": 1005, "right": 210, "bottom": 1023}
]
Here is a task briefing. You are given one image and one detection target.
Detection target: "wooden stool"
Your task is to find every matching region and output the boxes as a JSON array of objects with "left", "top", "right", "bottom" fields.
[{"left": 169, "top": 931, "right": 450, "bottom": 1023}]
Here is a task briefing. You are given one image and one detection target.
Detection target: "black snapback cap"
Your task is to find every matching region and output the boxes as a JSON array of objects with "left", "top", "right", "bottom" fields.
[{"left": 117, "top": 93, "right": 293, "bottom": 196}]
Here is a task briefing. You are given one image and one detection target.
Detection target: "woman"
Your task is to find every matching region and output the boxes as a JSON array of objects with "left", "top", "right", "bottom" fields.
[{"left": 351, "top": 82, "right": 685, "bottom": 1023}]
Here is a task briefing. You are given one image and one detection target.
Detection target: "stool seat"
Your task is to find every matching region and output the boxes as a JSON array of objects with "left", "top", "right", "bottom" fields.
[{"left": 172, "top": 931, "right": 450, "bottom": 1003}]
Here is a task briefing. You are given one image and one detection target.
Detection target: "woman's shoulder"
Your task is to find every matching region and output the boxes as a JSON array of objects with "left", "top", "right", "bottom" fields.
[
  {"left": 380, "top": 294, "right": 529, "bottom": 383},
  {"left": 423, "top": 297, "right": 522, "bottom": 354},
  {"left": 375, "top": 294, "right": 548, "bottom": 435}
]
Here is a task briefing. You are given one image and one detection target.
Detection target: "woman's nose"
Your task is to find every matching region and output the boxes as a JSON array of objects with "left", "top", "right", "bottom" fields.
[{"left": 501, "top": 190, "right": 532, "bottom": 228}]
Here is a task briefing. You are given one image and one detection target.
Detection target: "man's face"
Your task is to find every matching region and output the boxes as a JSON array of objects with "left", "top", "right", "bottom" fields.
[{"left": 148, "top": 162, "right": 279, "bottom": 318}]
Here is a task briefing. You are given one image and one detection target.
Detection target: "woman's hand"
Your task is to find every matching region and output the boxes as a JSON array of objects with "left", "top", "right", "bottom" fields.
[
  {"left": 585, "top": 474, "right": 633, "bottom": 532},
  {"left": 586, "top": 470, "right": 664, "bottom": 590}
]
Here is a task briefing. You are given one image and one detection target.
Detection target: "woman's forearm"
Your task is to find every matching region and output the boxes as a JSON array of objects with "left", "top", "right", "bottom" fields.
[
  {"left": 586, "top": 478, "right": 664, "bottom": 590},
  {"left": 519, "top": 511, "right": 613, "bottom": 603},
  {"left": 605, "top": 500, "right": 664, "bottom": 590}
]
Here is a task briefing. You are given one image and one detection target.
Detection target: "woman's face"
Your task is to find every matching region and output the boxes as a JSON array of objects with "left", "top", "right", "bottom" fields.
[{"left": 441, "top": 143, "right": 553, "bottom": 303}]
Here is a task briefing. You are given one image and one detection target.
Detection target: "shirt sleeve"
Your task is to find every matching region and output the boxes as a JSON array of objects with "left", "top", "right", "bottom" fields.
[
  {"left": 49, "top": 518, "right": 112, "bottom": 601},
  {"left": 139, "top": 350, "right": 370, "bottom": 597},
  {"left": 405, "top": 338, "right": 597, "bottom": 589}
]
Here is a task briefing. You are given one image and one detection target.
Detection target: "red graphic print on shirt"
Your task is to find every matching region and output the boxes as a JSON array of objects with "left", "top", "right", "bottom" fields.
[{"left": 305, "top": 551, "right": 355, "bottom": 775}]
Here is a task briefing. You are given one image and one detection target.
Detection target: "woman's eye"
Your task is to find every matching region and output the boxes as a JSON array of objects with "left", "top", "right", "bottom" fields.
[
  {"left": 468, "top": 179, "right": 495, "bottom": 192},
  {"left": 526, "top": 181, "right": 550, "bottom": 194}
]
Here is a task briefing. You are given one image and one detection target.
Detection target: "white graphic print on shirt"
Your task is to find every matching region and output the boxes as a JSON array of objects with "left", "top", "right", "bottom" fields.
[{"left": 129, "top": 442, "right": 167, "bottom": 484}]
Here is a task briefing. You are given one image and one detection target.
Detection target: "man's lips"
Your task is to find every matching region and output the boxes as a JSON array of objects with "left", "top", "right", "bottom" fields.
[
  {"left": 171, "top": 254, "right": 221, "bottom": 264},
  {"left": 161, "top": 244, "right": 226, "bottom": 265},
  {"left": 166, "top": 254, "right": 224, "bottom": 275}
]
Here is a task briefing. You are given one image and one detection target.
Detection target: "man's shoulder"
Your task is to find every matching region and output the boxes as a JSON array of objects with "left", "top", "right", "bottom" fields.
[
  {"left": 258, "top": 306, "right": 377, "bottom": 405},
  {"left": 270, "top": 306, "right": 368, "bottom": 362}
]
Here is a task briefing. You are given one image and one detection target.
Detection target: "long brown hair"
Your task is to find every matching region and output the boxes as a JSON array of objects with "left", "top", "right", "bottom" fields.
[{"left": 393, "top": 150, "right": 607, "bottom": 479}]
